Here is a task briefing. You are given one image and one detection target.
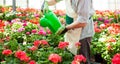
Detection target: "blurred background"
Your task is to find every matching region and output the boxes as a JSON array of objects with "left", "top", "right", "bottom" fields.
[{"left": 0, "top": 0, "right": 120, "bottom": 10}]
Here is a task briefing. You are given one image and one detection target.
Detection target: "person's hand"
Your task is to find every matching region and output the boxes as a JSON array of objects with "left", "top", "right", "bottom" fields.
[
  {"left": 46, "top": 0, "right": 57, "bottom": 6},
  {"left": 55, "top": 26, "right": 68, "bottom": 35}
]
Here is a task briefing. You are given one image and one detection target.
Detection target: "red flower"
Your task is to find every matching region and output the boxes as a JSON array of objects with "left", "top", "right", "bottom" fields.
[
  {"left": 58, "top": 42, "right": 69, "bottom": 49},
  {"left": 40, "top": 40, "right": 48, "bottom": 45},
  {"left": 75, "top": 42, "right": 81, "bottom": 48},
  {"left": 94, "top": 27, "right": 101, "bottom": 33},
  {"left": 15, "top": 50, "right": 30, "bottom": 62},
  {"left": 20, "top": 56, "right": 30, "bottom": 62},
  {"left": 2, "top": 49, "right": 12, "bottom": 55},
  {"left": 48, "top": 53, "right": 62, "bottom": 63},
  {"left": 0, "top": 20, "right": 5, "bottom": 28},
  {"left": 28, "top": 60, "right": 36, "bottom": 64},
  {"left": 112, "top": 53, "right": 120, "bottom": 64},
  {"left": 107, "top": 38, "right": 116, "bottom": 42},
  {"left": 74, "top": 55, "right": 86, "bottom": 63},
  {"left": 33, "top": 40, "right": 40, "bottom": 47},
  {"left": 0, "top": 28, "right": 4, "bottom": 32},
  {"left": 15, "top": 50, "right": 26, "bottom": 59},
  {"left": 29, "top": 46, "right": 38, "bottom": 51}
]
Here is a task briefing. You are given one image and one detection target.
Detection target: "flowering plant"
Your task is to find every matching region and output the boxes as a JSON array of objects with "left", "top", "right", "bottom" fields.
[
  {"left": 91, "top": 20, "right": 120, "bottom": 63},
  {"left": 112, "top": 53, "right": 120, "bottom": 64},
  {"left": 0, "top": 7, "right": 83, "bottom": 64}
]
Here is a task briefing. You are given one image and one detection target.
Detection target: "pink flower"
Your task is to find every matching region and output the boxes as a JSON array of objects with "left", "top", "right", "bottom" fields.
[
  {"left": 28, "top": 60, "right": 36, "bottom": 64},
  {"left": 29, "top": 46, "right": 38, "bottom": 51},
  {"left": 26, "top": 32, "right": 30, "bottom": 35},
  {"left": 31, "top": 29, "right": 37, "bottom": 34},
  {"left": 34, "top": 14, "right": 40, "bottom": 17},
  {"left": 46, "top": 29, "right": 52, "bottom": 34},
  {"left": 58, "top": 42, "right": 69, "bottom": 49},
  {"left": 2, "top": 49, "right": 12, "bottom": 55},
  {"left": 72, "top": 60, "right": 80, "bottom": 64},
  {"left": 18, "top": 27, "right": 25, "bottom": 32},
  {"left": 100, "top": 24, "right": 106, "bottom": 29},
  {"left": 38, "top": 30, "right": 46, "bottom": 35},
  {"left": 74, "top": 55, "right": 86, "bottom": 63},
  {"left": 23, "top": 23, "right": 27, "bottom": 26},
  {"left": 104, "top": 19, "right": 109, "bottom": 24},
  {"left": 48, "top": 53, "right": 62, "bottom": 63},
  {"left": 40, "top": 40, "right": 48, "bottom": 45},
  {"left": 98, "top": 17, "right": 103, "bottom": 21}
]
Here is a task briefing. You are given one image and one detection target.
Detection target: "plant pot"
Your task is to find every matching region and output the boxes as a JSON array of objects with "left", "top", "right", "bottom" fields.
[{"left": 94, "top": 53, "right": 107, "bottom": 64}]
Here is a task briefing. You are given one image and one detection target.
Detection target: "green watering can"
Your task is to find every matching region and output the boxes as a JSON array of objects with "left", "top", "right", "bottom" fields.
[{"left": 39, "top": 1, "right": 64, "bottom": 34}]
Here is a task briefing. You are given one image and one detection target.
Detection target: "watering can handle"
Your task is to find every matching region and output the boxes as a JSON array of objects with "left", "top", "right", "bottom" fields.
[
  {"left": 41, "top": 0, "right": 45, "bottom": 13},
  {"left": 41, "top": 0, "right": 50, "bottom": 14}
]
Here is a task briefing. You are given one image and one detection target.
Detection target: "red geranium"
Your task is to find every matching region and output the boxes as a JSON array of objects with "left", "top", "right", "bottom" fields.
[
  {"left": 58, "top": 42, "right": 69, "bottom": 49},
  {"left": 112, "top": 53, "right": 120, "bottom": 64},
  {"left": 73, "top": 55, "right": 86, "bottom": 63},
  {"left": 2, "top": 49, "right": 12, "bottom": 56},
  {"left": 33, "top": 40, "right": 40, "bottom": 47},
  {"left": 40, "top": 40, "right": 48, "bottom": 45},
  {"left": 15, "top": 50, "right": 26, "bottom": 59},
  {"left": 28, "top": 60, "right": 36, "bottom": 64},
  {"left": 94, "top": 27, "right": 101, "bottom": 33},
  {"left": 29, "top": 46, "right": 38, "bottom": 51},
  {"left": 48, "top": 53, "right": 62, "bottom": 63},
  {"left": 75, "top": 42, "right": 81, "bottom": 48},
  {"left": 15, "top": 50, "right": 30, "bottom": 62}
]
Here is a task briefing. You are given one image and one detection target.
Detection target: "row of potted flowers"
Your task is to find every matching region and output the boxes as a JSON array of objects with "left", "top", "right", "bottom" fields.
[
  {"left": 0, "top": 6, "right": 85, "bottom": 64},
  {"left": 92, "top": 10, "right": 120, "bottom": 63},
  {"left": 0, "top": 6, "right": 120, "bottom": 64}
]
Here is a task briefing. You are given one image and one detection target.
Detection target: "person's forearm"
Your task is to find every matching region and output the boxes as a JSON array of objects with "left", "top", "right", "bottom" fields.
[
  {"left": 66, "top": 21, "right": 87, "bottom": 30},
  {"left": 46, "top": 0, "right": 57, "bottom": 6}
]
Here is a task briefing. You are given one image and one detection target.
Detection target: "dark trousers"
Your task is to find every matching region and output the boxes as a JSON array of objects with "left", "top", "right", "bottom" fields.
[{"left": 78, "top": 37, "right": 92, "bottom": 64}]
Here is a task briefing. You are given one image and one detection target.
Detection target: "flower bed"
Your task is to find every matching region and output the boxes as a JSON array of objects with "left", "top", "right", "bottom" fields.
[
  {"left": 91, "top": 10, "right": 120, "bottom": 63},
  {"left": 0, "top": 6, "right": 86, "bottom": 64}
]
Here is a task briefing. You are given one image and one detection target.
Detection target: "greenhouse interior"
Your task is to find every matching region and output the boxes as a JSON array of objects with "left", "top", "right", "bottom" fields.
[{"left": 0, "top": 0, "right": 120, "bottom": 64}]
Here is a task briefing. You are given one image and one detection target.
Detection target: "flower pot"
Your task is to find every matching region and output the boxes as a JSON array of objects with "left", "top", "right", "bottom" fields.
[{"left": 94, "top": 53, "right": 107, "bottom": 64}]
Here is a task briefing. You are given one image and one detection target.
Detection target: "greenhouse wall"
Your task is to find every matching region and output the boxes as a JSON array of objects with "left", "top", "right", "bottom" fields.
[{"left": 0, "top": 0, "right": 120, "bottom": 10}]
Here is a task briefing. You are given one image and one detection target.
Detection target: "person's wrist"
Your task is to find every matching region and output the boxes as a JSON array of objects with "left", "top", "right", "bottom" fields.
[
  {"left": 55, "top": 0, "right": 61, "bottom": 2},
  {"left": 66, "top": 25, "right": 71, "bottom": 30}
]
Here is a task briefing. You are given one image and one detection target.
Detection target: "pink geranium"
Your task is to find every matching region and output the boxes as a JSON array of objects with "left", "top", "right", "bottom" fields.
[
  {"left": 48, "top": 53, "right": 62, "bottom": 63},
  {"left": 58, "top": 42, "right": 69, "bottom": 49}
]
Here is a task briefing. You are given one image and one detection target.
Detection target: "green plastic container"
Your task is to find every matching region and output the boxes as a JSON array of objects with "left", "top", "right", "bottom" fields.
[{"left": 39, "top": 11, "right": 62, "bottom": 34}]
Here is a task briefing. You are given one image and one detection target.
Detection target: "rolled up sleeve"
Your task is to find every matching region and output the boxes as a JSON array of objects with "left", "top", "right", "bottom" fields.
[{"left": 76, "top": 0, "right": 90, "bottom": 23}]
